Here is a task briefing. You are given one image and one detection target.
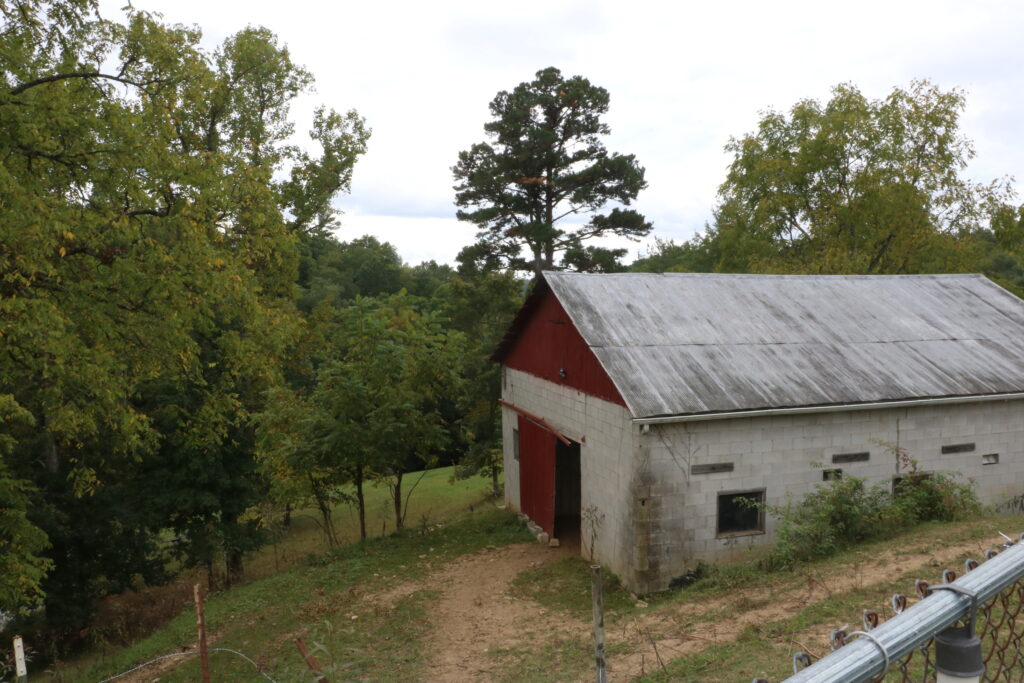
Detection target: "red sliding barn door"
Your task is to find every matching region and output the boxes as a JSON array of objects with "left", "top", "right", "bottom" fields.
[{"left": 517, "top": 414, "right": 556, "bottom": 535}]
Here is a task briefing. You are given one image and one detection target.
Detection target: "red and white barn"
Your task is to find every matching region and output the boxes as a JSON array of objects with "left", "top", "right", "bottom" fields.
[{"left": 493, "top": 272, "right": 1024, "bottom": 593}]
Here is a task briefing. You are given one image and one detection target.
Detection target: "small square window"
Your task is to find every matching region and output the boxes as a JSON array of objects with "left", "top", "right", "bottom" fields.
[
  {"left": 717, "top": 490, "right": 765, "bottom": 536},
  {"left": 982, "top": 453, "right": 999, "bottom": 466},
  {"left": 823, "top": 468, "right": 843, "bottom": 481},
  {"left": 512, "top": 428, "right": 520, "bottom": 461}
]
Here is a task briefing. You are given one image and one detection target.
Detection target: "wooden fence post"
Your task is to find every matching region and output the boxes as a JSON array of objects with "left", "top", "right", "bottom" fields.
[
  {"left": 193, "top": 584, "right": 211, "bottom": 683},
  {"left": 295, "top": 637, "right": 330, "bottom": 683},
  {"left": 591, "top": 564, "right": 607, "bottom": 683}
]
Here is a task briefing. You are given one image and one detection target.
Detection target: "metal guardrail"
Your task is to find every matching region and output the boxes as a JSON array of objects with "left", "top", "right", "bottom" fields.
[{"left": 783, "top": 535, "right": 1024, "bottom": 682}]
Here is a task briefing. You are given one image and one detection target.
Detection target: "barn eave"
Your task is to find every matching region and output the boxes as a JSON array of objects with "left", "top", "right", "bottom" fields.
[{"left": 632, "top": 391, "right": 1024, "bottom": 425}]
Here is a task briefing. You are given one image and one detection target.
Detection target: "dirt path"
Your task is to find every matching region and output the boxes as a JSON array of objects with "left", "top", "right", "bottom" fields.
[
  {"left": 419, "top": 542, "right": 581, "bottom": 682},
  {"left": 382, "top": 532, "right": 999, "bottom": 682},
  {"left": 341, "top": 529, "right": 1004, "bottom": 682}
]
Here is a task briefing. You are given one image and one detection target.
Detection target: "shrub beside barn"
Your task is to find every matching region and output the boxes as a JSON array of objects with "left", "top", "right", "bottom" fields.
[{"left": 493, "top": 273, "right": 1024, "bottom": 594}]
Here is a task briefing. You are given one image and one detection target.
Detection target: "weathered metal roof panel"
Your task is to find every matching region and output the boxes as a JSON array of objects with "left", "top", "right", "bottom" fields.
[{"left": 543, "top": 272, "right": 1024, "bottom": 418}]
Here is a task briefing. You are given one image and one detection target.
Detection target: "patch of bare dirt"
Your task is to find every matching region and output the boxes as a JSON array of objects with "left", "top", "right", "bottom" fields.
[
  {"left": 349, "top": 530, "right": 999, "bottom": 681},
  {"left": 417, "top": 542, "right": 581, "bottom": 682},
  {"left": 607, "top": 534, "right": 997, "bottom": 679},
  {"left": 116, "top": 631, "right": 221, "bottom": 683}
]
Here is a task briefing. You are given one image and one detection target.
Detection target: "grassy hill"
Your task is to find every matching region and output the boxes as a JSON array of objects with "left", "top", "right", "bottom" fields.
[
  {"left": 40, "top": 466, "right": 505, "bottom": 681},
  {"left": 35, "top": 478, "right": 1024, "bottom": 681}
]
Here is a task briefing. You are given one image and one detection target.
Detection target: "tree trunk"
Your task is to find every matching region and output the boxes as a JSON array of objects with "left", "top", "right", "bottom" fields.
[
  {"left": 320, "top": 505, "right": 336, "bottom": 546},
  {"left": 491, "top": 455, "right": 500, "bottom": 498},
  {"left": 282, "top": 504, "right": 292, "bottom": 528},
  {"left": 224, "top": 511, "right": 244, "bottom": 586},
  {"left": 226, "top": 549, "right": 244, "bottom": 586},
  {"left": 42, "top": 426, "right": 59, "bottom": 473},
  {"left": 355, "top": 466, "right": 367, "bottom": 541},
  {"left": 392, "top": 470, "right": 404, "bottom": 530},
  {"left": 309, "top": 476, "right": 337, "bottom": 546},
  {"left": 544, "top": 166, "right": 555, "bottom": 270}
]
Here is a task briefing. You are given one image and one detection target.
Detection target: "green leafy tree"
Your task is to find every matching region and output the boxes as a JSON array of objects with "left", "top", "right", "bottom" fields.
[
  {"left": 629, "top": 237, "right": 719, "bottom": 274},
  {"left": 401, "top": 260, "right": 455, "bottom": 300},
  {"left": 258, "top": 295, "right": 465, "bottom": 540},
  {"left": 0, "top": 0, "right": 367, "bottom": 624},
  {"left": 256, "top": 385, "right": 349, "bottom": 546},
  {"left": 0, "top": 397, "right": 51, "bottom": 615},
  {"left": 453, "top": 67, "right": 650, "bottom": 277},
  {"left": 297, "top": 235, "right": 404, "bottom": 311},
  {"left": 439, "top": 270, "right": 524, "bottom": 496},
  {"left": 990, "top": 203, "right": 1024, "bottom": 294},
  {"left": 314, "top": 296, "right": 464, "bottom": 534},
  {"left": 706, "top": 80, "right": 1013, "bottom": 274}
]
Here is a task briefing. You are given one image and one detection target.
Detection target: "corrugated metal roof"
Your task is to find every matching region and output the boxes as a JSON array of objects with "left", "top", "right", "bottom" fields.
[{"left": 538, "top": 272, "right": 1024, "bottom": 419}]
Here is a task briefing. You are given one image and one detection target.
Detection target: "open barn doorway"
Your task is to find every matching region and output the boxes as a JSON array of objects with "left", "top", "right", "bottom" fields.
[{"left": 553, "top": 440, "right": 581, "bottom": 550}]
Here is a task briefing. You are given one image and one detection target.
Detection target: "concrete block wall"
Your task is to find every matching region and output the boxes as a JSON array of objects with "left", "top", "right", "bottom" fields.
[
  {"left": 502, "top": 373, "right": 1024, "bottom": 594},
  {"left": 501, "top": 367, "right": 640, "bottom": 586},
  {"left": 640, "top": 398, "right": 1024, "bottom": 592}
]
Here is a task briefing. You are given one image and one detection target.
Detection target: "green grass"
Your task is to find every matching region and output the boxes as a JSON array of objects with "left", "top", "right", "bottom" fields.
[
  {"left": 46, "top": 506, "right": 530, "bottom": 681},
  {"left": 510, "top": 557, "right": 636, "bottom": 619},
  {"left": 491, "top": 634, "right": 603, "bottom": 683},
  {"left": 40, "top": 495, "right": 1024, "bottom": 682},
  {"left": 498, "top": 512, "right": 1024, "bottom": 683},
  {"left": 637, "top": 513, "right": 1024, "bottom": 682},
  {"left": 638, "top": 633, "right": 782, "bottom": 682},
  {"left": 42, "top": 467, "right": 512, "bottom": 682},
  {"left": 250, "top": 465, "right": 499, "bottom": 578}
]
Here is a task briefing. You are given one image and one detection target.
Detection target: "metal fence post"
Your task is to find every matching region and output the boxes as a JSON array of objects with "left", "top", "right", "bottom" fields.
[
  {"left": 785, "top": 540, "right": 1024, "bottom": 682},
  {"left": 932, "top": 584, "right": 984, "bottom": 683},
  {"left": 591, "top": 564, "right": 607, "bottom": 683},
  {"left": 13, "top": 635, "right": 27, "bottom": 682}
]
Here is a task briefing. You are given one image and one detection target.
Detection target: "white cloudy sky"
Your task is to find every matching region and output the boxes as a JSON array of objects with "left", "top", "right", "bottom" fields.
[{"left": 104, "top": 0, "right": 1024, "bottom": 265}]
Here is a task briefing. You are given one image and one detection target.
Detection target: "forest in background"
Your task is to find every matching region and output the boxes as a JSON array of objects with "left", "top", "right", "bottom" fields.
[{"left": 2, "top": 0, "right": 1023, "bottom": 654}]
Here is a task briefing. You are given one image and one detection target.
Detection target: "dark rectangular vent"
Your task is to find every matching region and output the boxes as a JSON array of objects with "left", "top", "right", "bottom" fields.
[
  {"left": 942, "top": 443, "right": 975, "bottom": 454},
  {"left": 823, "top": 469, "right": 843, "bottom": 481},
  {"left": 832, "top": 451, "right": 869, "bottom": 464},
  {"left": 692, "top": 462, "right": 734, "bottom": 475}
]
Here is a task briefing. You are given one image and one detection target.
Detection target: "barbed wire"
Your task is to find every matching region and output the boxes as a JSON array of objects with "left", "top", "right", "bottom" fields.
[{"left": 96, "top": 647, "right": 279, "bottom": 682}]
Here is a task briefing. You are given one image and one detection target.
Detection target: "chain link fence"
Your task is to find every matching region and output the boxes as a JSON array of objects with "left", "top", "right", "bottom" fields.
[{"left": 771, "top": 533, "right": 1024, "bottom": 682}]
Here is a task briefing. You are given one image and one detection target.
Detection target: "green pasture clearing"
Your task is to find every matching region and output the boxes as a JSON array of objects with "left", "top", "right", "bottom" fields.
[{"left": 250, "top": 465, "right": 498, "bottom": 578}]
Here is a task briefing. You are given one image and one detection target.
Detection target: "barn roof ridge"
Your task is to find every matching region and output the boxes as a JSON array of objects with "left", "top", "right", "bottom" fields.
[
  {"left": 499, "top": 271, "right": 1024, "bottom": 420},
  {"left": 541, "top": 270, "right": 988, "bottom": 280}
]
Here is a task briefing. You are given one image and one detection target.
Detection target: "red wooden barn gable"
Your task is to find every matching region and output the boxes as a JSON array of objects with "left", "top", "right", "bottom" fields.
[
  {"left": 494, "top": 278, "right": 625, "bottom": 537},
  {"left": 496, "top": 282, "right": 625, "bottom": 406}
]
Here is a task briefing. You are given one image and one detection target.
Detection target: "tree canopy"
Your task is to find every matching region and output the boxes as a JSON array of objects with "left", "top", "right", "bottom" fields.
[
  {"left": 0, "top": 0, "right": 367, "bottom": 623},
  {"left": 631, "top": 81, "right": 1024, "bottom": 298},
  {"left": 453, "top": 67, "right": 650, "bottom": 277},
  {"left": 689, "top": 81, "right": 1015, "bottom": 275}
]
